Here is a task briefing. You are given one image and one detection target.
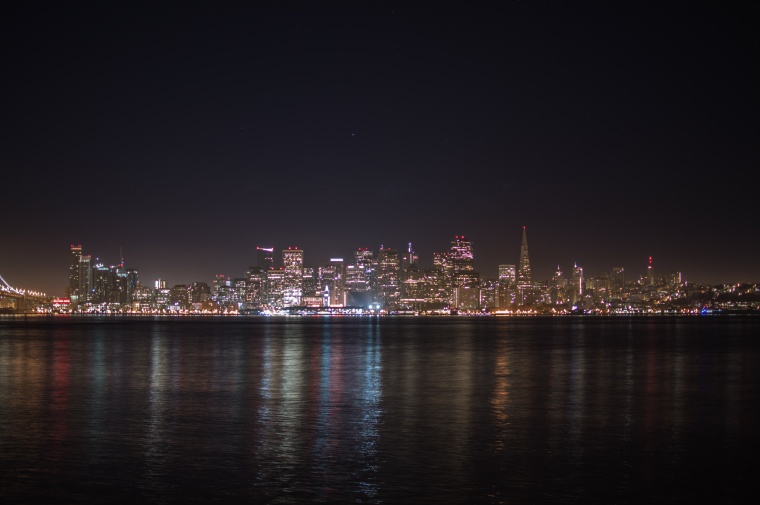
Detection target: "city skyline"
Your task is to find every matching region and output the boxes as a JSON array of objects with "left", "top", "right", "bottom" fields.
[
  {"left": 2, "top": 3, "right": 758, "bottom": 295},
  {"left": 0, "top": 224, "right": 757, "bottom": 298},
  {"left": 0, "top": 227, "right": 713, "bottom": 299},
  {"left": 6, "top": 229, "right": 746, "bottom": 315}
]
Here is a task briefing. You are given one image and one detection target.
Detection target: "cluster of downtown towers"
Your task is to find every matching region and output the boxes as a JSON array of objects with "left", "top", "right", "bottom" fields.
[{"left": 67, "top": 229, "right": 646, "bottom": 312}]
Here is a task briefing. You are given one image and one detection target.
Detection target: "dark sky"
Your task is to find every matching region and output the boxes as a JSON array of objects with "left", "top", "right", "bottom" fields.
[{"left": 2, "top": 1, "right": 758, "bottom": 296}]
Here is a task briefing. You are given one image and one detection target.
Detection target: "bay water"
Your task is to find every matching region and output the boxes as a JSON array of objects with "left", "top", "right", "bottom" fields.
[{"left": 1, "top": 316, "right": 758, "bottom": 503}]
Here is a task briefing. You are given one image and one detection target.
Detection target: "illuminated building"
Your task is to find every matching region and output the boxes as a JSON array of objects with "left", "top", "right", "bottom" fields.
[
  {"left": 155, "top": 287, "right": 171, "bottom": 309},
  {"left": 91, "top": 263, "right": 114, "bottom": 304},
  {"left": 448, "top": 236, "right": 479, "bottom": 307},
  {"left": 517, "top": 227, "right": 531, "bottom": 288},
  {"left": 647, "top": 256, "right": 654, "bottom": 286},
  {"left": 450, "top": 235, "right": 474, "bottom": 275},
  {"left": 213, "top": 276, "right": 245, "bottom": 309},
  {"left": 265, "top": 268, "right": 285, "bottom": 308},
  {"left": 78, "top": 254, "right": 92, "bottom": 302},
  {"left": 401, "top": 268, "right": 424, "bottom": 309},
  {"left": 550, "top": 265, "right": 567, "bottom": 305},
  {"left": 571, "top": 263, "right": 584, "bottom": 304},
  {"left": 345, "top": 250, "right": 374, "bottom": 307},
  {"left": 190, "top": 281, "right": 211, "bottom": 303},
  {"left": 169, "top": 284, "right": 189, "bottom": 309},
  {"left": 666, "top": 271, "right": 682, "bottom": 287},
  {"left": 454, "top": 285, "right": 479, "bottom": 310},
  {"left": 400, "top": 242, "right": 423, "bottom": 309},
  {"left": 422, "top": 269, "right": 447, "bottom": 308},
  {"left": 302, "top": 267, "right": 317, "bottom": 297},
  {"left": 69, "top": 244, "right": 82, "bottom": 301},
  {"left": 318, "top": 258, "right": 345, "bottom": 306},
  {"left": 349, "top": 248, "right": 375, "bottom": 294},
  {"left": 586, "top": 275, "right": 609, "bottom": 300},
  {"left": 610, "top": 267, "right": 625, "bottom": 295},
  {"left": 132, "top": 285, "right": 153, "bottom": 309},
  {"left": 516, "top": 227, "right": 536, "bottom": 305},
  {"left": 213, "top": 275, "right": 229, "bottom": 299},
  {"left": 282, "top": 248, "right": 304, "bottom": 306},
  {"left": 402, "top": 242, "right": 419, "bottom": 270},
  {"left": 498, "top": 264, "right": 516, "bottom": 307},
  {"left": 433, "top": 251, "right": 448, "bottom": 271},
  {"left": 479, "top": 279, "right": 498, "bottom": 309},
  {"left": 126, "top": 268, "right": 139, "bottom": 304},
  {"left": 246, "top": 267, "right": 265, "bottom": 307},
  {"left": 345, "top": 263, "right": 365, "bottom": 292},
  {"left": 376, "top": 247, "right": 400, "bottom": 309},
  {"left": 113, "top": 263, "right": 129, "bottom": 304},
  {"left": 257, "top": 247, "right": 274, "bottom": 271}
]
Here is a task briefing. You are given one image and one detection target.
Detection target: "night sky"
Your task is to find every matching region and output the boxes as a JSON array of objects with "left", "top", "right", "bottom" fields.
[{"left": 2, "top": 2, "right": 758, "bottom": 296}]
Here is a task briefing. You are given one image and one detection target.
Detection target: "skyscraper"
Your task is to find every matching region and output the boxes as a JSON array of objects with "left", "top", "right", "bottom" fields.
[
  {"left": 245, "top": 267, "right": 265, "bottom": 308},
  {"left": 376, "top": 247, "right": 400, "bottom": 309},
  {"left": 78, "top": 254, "right": 92, "bottom": 302},
  {"left": 498, "top": 264, "right": 516, "bottom": 307},
  {"left": 571, "top": 263, "right": 584, "bottom": 304},
  {"left": 282, "top": 247, "right": 303, "bottom": 307},
  {"left": 402, "top": 242, "right": 419, "bottom": 271},
  {"left": 517, "top": 227, "right": 531, "bottom": 288},
  {"left": 450, "top": 236, "right": 474, "bottom": 274},
  {"left": 257, "top": 247, "right": 274, "bottom": 271},
  {"left": 69, "top": 244, "right": 82, "bottom": 300}
]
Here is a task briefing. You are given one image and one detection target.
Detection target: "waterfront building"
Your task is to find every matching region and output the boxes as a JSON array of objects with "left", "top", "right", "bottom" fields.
[
  {"left": 169, "top": 284, "right": 189, "bottom": 309},
  {"left": 400, "top": 267, "right": 424, "bottom": 309},
  {"left": 126, "top": 268, "right": 139, "bottom": 304},
  {"left": 78, "top": 254, "right": 92, "bottom": 302},
  {"left": 516, "top": 227, "right": 534, "bottom": 306},
  {"left": 91, "top": 263, "right": 114, "bottom": 304},
  {"left": 571, "top": 263, "right": 584, "bottom": 304},
  {"left": 376, "top": 247, "right": 400, "bottom": 309},
  {"left": 282, "top": 248, "right": 304, "bottom": 307},
  {"left": 69, "top": 244, "right": 82, "bottom": 302},
  {"left": 190, "top": 281, "right": 211, "bottom": 304},
  {"left": 454, "top": 285, "right": 479, "bottom": 310},
  {"left": 517, "top": 227, "right": 531, "bottom": 288},
  {"left": 353, "top": 248, "right": 375, "bottom": 293},
  {"left": 302, "top": 266, "right": 317, "bottom": 297},
  {"left": 479, "top": 279, "right": 499, "bottom": 309},
  {"left": 498, "top": 264, "right": 516, "bottom": 307},
  {"left": 132, "top": 285, "right": 154, "bottom": 310},
  {"left": 113, "top": 264, "right": 128, "bottom": 305},
  {"left": 318, "top": 258, "right": 345, "bottom": 306},
  {"left": 155, "top": 286, "right": 171, "bottom": 309},
  {"left": 246, "top": 267, "right": 265, "bottom": 308},
  {"left": 550, "top": 265, "right": 568, "bottom": 305},
  {"left": 265, "top": 268, "right": 285, "bottom": 308}
]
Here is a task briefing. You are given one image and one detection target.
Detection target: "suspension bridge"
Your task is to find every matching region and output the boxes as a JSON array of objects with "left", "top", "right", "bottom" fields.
[{"left": 0, "top": 274, "right": 50, "bottom": 313}]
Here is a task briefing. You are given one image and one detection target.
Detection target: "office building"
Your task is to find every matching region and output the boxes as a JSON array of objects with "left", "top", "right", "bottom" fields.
[{"left": 282, "top": 248, "right": 304, "bottom": 306}]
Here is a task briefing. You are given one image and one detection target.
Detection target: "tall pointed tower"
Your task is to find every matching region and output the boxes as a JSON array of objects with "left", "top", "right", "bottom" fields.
[{"left": 517, "top": 226, "right": 531, "bottom": 287}]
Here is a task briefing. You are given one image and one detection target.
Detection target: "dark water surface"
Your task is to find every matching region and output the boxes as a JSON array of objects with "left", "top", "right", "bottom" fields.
[{"left": 1, "top": 316, "right": 758, "bottom": 504}]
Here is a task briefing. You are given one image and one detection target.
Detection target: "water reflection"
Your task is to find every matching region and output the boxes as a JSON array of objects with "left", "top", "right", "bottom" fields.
[{"left": 0, "top": 317, "right": 758, "bottom": 504}]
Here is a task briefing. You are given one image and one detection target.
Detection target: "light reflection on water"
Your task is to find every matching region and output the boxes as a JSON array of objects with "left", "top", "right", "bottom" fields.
[{"left": 0, "top": 316, "right": 758, "bottom": 504}]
